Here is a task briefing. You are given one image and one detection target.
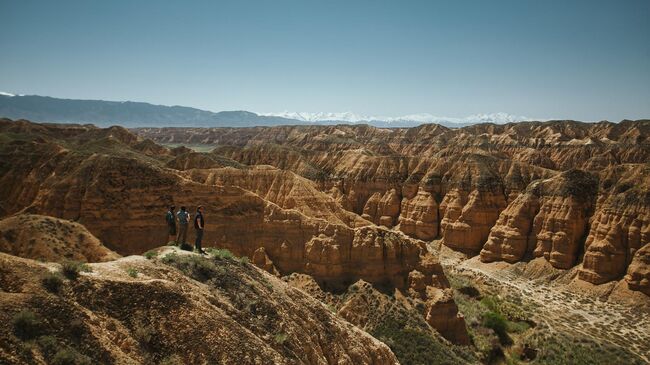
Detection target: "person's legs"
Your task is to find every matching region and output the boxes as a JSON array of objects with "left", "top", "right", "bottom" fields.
[
  {"left": 195, "top": 229, "right": 203, "bottom": 253},
  {"left": 176, "top": 225, "right": 183, "bottom": 245},
  {"left": 179, "top": 224, "right": 188, "bottom": 245}
]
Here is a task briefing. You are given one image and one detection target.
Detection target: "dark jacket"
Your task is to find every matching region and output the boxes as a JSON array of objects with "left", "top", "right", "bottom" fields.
[{"left": 194, "top": 212, "right": 204, "bottom": 230}]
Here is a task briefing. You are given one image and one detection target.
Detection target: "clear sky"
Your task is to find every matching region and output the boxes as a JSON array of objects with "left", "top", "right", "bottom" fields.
[{"left": 1, "top": 0, "right": 648, "bottom": 121}]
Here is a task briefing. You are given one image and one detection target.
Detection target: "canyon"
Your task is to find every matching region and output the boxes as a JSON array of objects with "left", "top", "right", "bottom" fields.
[{"left": 1, "top": 118, "right": 649, "bottom": 364}]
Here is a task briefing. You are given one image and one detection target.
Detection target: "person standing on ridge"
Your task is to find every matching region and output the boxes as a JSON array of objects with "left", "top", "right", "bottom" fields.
[
  {"left": 176, "top": 206, "right": 190, "bottom": 248},
  {"left": 194, "top": 205, "right": 205, "bottom": 254},
  {"left": 166, "top": 205, "right": 177, "bottom": 244}
]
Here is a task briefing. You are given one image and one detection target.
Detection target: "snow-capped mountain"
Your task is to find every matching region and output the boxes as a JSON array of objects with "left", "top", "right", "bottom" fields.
[{"left": 260, "top": 111, "right": 539, "bottom": 125}]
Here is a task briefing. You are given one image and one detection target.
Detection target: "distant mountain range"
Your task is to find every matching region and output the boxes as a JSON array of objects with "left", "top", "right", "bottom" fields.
[{"left": 0, "top": 92, "right": 539, "bottom": 128}]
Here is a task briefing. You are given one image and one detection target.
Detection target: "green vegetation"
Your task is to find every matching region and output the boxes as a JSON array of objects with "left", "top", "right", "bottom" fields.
[
  {"left": 144, "top": 249, "right": 158, "bottom": 259},
  {"left": 482, "top": 311, "right": 510, "bottom": 345},
  {"left": 12, "top": 310, "right": 43, "bottom": 340},
  {"left": 159, "top": 355, "right": 183, "bottom": 365},
  {"left": 41, "top": 271, "right": 64, "bottom": 293},
  {"left": 161, "top": 252, "right": 222, "bottom": 282},
  {"left": 60, "top": 260, "right": 91, "bottom": 280},
  {"left": 273, "top": 332, "right": 288, "bottom": 345},
  {"left": 372, "top": 318, "right": 471, "bottom": 365},
  {"left": 126, "top": 267, "right": 139, "bottom": 278},
  {"left": 448, "top": 272, "right": 646, "bottom": 365},
  {"left": 51, "top": 348, "right": 92, "bottom": 365},
  {"left": 207, "top": 247, "right": 235, "bottom": 260},
  {"left": 36, "top": 335, "right": 59, "bottom": 358},
  {"left": 520, "top": 328, "right": 646, "bottom": 365}
]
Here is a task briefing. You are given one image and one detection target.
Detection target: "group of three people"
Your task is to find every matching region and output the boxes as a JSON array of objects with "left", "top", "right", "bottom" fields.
[{"left": 165, "top": 205, "right": 206, "bottom": 254}]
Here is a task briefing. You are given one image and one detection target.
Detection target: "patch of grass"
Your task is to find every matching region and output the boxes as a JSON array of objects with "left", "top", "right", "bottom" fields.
[
  {"left": 61, "top": 260, "right": 91, "bottom": 280},
  {"left": 12, "top": 310, "right": 43, "bottom": 340},
  {"left": 41, "top": 272, "right": 64, "bottom": 293},
  {"left": 525, "top": 330, "right": 646, "bottom": 365},
  {"left": 51, "top": 348, "right": 92, "bottom": 365},
  {"left": 160, "top": 354, "right": 183, "bottom": 365},
  {"left": 36, "top": 335, "right": 60, "bottom": 358},
  {"left": 207, "top": 247, "right": 234, "bottom": 260},
  {"left": 126, "top": 267, "right": 139, "bottom": 278},
  {"left": 273, "top": 332, "right": 288, "bottom": 345},
  {"left": 144, "top": 250, "right": 158, "bottom": 259},
  {"left": 372, "top": 318, "right": 471, "bottom": 365},
  {"left": 238, "top": 256, "right": 250, "bottom": 264},
  {"left": 482, "top": 311, "right": 510, "bottom": 345},
  {"left": 161, "top": 252, "right": 221, "bottom": 282}
]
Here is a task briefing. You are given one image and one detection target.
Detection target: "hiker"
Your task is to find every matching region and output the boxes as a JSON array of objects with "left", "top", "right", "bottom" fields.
[
  {"left": 176, "top": 206, "right": 190, "bottom": 248},
  {"left": 194, "top": 205, "right": 205, "bottom": 254},
  {"left": 165, "top": 205, "right": 177, "bottom": 243}
]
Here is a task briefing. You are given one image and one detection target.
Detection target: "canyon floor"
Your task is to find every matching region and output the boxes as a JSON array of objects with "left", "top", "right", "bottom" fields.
[{"left": 436, "top": 243, "right": 650, "bottom": 364}]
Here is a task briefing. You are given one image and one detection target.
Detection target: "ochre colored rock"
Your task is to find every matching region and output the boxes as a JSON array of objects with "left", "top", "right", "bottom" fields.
[
  {"left": 625, "top": 243, "right": 650, "bottom": 295},
  {"left": 398, "top": 188, "right": 439, "bottom": 240},
  {"left": 0, "top": 213, "right": 119, "bottom": 262},
  {"left": 440, "top": 189, "right": 507, "bottom": 254},
  {"left": 580, "top": 165, "right": 650, "bottom": 284},
  {"left": 480, "top": 190, "right": 540, "bottom": 263},
  {"left": 252, "top": 246, "right": 280, "bottom": 276},
  {"left": 0, "top": 251, "right": 399, "bottom": 364}
]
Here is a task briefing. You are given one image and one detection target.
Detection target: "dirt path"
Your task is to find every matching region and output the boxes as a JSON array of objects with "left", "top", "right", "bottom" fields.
[{"left": 438, "top": 248, "right": 650, "bottom": 363}]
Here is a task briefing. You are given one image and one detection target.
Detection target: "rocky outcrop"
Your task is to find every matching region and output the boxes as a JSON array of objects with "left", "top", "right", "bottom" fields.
[
  {"left": 408, "top": 253, "right": 470, "bottom": 344},
  {"left": 480, "top": 191, "right": 539, "bottom": 263},
  {"left": 579, "top": 165, "right": 650, "bottom": 284},
  {"left": 397, "top": 188, "right": 439, "bottom": 240},
  {"left": 0, "top": 250, "right": 399, "bottom": 364},
  {"left": 480, "top": 170, "right": 598, "bottom": 269},
  {"left": 625, "top": 243, "right": 650, "bottom": 295},
  {"left": 0, "top": 214, "right": 119, "bottom": 262}
]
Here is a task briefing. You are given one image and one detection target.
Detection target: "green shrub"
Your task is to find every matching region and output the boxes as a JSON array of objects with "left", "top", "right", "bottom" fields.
[
  {"left": 12, "top": 310, "right": 42, "bottom": 340},
  {"left": 42, "top": 272, "right": 64, "bottom": 293},
  {"left": 273, "top": 332, "right": 288, "bottom": 345},
  {"left": 126, "top": 267, "right": 138, "bottom": 278},
  {"left": 207, "top": 248, "right": 234, "bottom": 260},
  {"left": 37, "top": 335, "right": 60, "bottom": 358},
  {"left": 162, "top": 252, "right": 221, "bottom": 282},
  {"left": 51, "top": 348, "right": 91, "bottom": 365},
  {"left": 238, "top": 256, "right": 250, "bottom": 264},
  {"left": 144, "top": 250, "right": 158, "bottom": 259},
  {"left": 61, "top": 260, "right": 91, "bottom": 280},
  {"left": 483, "top": 311, "right": 509, "bottom": 345}
]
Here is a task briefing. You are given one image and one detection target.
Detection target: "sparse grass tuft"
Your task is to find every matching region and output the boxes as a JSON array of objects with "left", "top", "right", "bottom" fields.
[
  {"left": 126, "top": 267, "right": 138, "bottom": 278},
  {"left": 51, "top": 348, "right": 92, "bottom": 365},
  {"left": 41, "top": 272, "right": 64, "bottom": 293},
  {"left": 144, "top": 250, "right": 158, "bottom": 259},
  {"left": 161, "top": 252, "right": 221, "bottom": 282},
  {"left": 273, "top": 332, "right": 288, "bottom": 345},
  {"left": 207, "top": 247, "right": 234, "bottom": 260},
  {"left": 12, "top": 310, "right": 43, "bottom": 340},
  {"left": 36, "top": 335, "right": 60, "bottom": 358},
  {"left": 61, "top": 260, "right": 91, "bottom": 280}
]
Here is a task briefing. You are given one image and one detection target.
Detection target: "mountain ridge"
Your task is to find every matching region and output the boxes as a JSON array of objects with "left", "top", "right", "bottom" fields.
[{"left": 1, "top": 92, "right": 564, "bottom": 128}]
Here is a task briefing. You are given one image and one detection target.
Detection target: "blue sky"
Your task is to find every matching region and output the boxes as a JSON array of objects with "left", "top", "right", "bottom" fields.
[{"left": 1, "top": 0, "right": 648, "bottom": 121}]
